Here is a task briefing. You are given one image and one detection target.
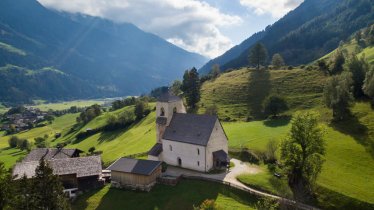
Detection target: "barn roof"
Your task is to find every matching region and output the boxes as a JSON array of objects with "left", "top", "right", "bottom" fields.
[
  {"left": 107, "top": 158, "right": 161, "bottom": 176},
  {"left": 13, "top": 156, "right": 102, "bottom": 179},
  {"left": 148, "top": 143, "right": 163, "bottom": 156},
  {"left": 163, "top": 113, "right": 218, "bottom": 146},
  {"left": 22, "top": 148, "right": 82, "bottom": 162}
]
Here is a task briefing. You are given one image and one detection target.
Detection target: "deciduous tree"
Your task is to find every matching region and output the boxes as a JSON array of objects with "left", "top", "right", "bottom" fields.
[
  {"left": 271, "top": 53, "right": 285, "bottom": 69},
  {"left": 263, "top": 96, "right": 288, "bottom": 117},
  {"left": 280, "top": 112, "right": 325, "bottom": 201},
  {"left": 347, "top": 55, "right": 369, "bottom": 98},
  {"left": 323, "top": 72, "right": 354, "bottom": 121},
  {"left": 363, "top": 66, "right": 374, "bottom": 107}
]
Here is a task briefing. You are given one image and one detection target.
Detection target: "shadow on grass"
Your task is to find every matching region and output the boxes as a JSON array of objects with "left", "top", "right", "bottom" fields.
[
  {"left": 315, "top": 186, "right": 374, "bottom": 210},
  {"left": 263, "top": 116, "right": 291, "bottom": 127},
  {"left": 330, "top": 113, "right": 374, "bottom": 157},
  {"left": 247, "top": 70, "right": 271, "bottom": 120},
  {"left": 74, "top": 180, "right": 260, "bottom": 210}
]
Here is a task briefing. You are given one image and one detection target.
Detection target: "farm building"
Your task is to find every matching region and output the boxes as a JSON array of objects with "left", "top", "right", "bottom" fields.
[
  {"left": 107, "top": 158, "right": 162, "bottom": 191},
  {"left": 148, "top": 93, "right": 229, "bottom": 172},
  {"left": 12, "top": 148, "right": 103, "bottom": 197},
  {"left": 22, "top": 148, "right": 83, "bottom": 162}
]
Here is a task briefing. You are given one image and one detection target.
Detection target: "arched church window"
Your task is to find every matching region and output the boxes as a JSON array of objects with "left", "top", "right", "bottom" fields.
[
  {"left": 197, "top": 148, "right": 200, "bottom": 155},
  {"left": 169, "top": 145, "right": 172, "bottom": 151},
  {"left": 173, "top": 107, "right": 177, "bottom": 113},
  {"left": 160, "top": 107, "right": 165, "bottom": 116}
]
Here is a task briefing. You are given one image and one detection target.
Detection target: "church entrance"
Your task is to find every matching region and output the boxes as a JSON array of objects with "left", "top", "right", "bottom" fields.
[{"left": 177, "top": 157, "right": 182, "bottom": 166}]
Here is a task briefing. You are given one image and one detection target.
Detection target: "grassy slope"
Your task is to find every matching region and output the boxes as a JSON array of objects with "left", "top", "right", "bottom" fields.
[
  {"left": 199, "top": 68, "right": 327, "bottom": 120},
  {"left": 200, "top": 69, "right": 374, "bottom": 206},
  {"left": 0, "top": 105, "right": 158, "bottom": 167},
  {"left": 221, "top": 103, "right": 374, "bottom": 206},
  {"left": 72, "top": 180, "right": 258, "bottom": 210},
  {"left": 320, "top": 39, "right": 374, "bottom": 65},
  {"left": 29, "top": 100, "right": 106, "bottom": 111},
  {"left": 0, "top": 113, "right": 79, "bottom": 168}
]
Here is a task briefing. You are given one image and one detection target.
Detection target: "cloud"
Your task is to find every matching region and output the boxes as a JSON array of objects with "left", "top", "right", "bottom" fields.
[
  {"left": 37, "top": 0, "right": 242, "bottom": 58},
  {"left": 239, "top": 0, "right": 304, "bottom": 18}
]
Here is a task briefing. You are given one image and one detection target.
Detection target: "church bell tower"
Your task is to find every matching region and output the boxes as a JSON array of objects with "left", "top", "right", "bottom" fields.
[{"left": 156, "top": 93, "right": 186, "bottom": 143}]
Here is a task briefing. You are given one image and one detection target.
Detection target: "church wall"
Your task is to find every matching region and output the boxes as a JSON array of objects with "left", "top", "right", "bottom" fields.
[
  {"left": 206, "top": 120, "right": 229, "bottom": 170},
  {"left": 161, "top": 139, "right": 206, "bottom": 172}
]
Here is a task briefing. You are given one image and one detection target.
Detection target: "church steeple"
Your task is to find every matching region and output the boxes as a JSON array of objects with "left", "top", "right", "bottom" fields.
[{"left": 155, "top": 92, "right": 186, "bottom": 143}]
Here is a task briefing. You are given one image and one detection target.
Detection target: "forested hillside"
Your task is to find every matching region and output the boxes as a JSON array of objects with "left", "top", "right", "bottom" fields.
[
  {"left": 0, "top": 0, "right": 207, "bottom": 103},
  {"left": 200, "top": 0, "right": 374, "bottom": 74}
]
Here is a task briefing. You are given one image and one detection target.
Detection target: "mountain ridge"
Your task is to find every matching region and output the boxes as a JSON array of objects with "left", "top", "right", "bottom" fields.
[
  {"left": 0, "top": 0, "right": 207, "bottom": 103},
  {"left": 200, "top": 0, "right": 374, "bottom": 74}
]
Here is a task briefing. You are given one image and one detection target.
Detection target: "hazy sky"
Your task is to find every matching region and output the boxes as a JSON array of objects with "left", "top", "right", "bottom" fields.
[{"left": 37, "top": 0, "right": 304, "bottom": 58}]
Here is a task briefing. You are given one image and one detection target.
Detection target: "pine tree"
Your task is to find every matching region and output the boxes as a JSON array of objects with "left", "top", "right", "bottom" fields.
[
  {"left": 249, "top": 42, "right": 268, "bottom": 70},
  {"left": 182, "top": 68, "right": 200, "bottom": 111},
  {"left": 32, "top": 159, "right": 70, "bottom": 210},
  {"left": 0, "top": 162, "right": 12, "bottom": 209}
]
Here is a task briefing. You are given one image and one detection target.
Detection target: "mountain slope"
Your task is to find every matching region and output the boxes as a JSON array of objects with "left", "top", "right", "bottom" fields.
[
  {"left": 0, "top": 0, "right": 207, "bottom": 103},
  {"left": 200, "top": 0, "right": 374, "bottom": 74}
]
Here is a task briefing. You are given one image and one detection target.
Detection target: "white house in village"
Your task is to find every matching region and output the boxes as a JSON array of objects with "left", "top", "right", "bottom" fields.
[{"left": 148, "top": 93, "right": 229, "bottom": 172}]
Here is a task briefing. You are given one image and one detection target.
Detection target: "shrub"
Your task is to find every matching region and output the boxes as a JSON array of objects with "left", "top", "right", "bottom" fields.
[{"left": 8, "top": 136, "right": 18, "bottom": 148}]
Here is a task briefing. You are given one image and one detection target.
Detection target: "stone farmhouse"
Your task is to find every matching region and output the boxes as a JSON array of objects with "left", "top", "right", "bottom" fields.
[{"left": 148, "top": 93, "right": 229, "bottom": 172}]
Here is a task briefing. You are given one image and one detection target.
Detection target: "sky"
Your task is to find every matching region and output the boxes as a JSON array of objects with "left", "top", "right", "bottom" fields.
[{"left": 37, "top": 0, "right": 304, "bottom": 59}]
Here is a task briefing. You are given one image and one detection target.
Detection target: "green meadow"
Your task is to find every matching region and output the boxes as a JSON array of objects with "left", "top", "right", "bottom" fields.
[
  {"left": 29, "top": 100, "right": 107, "bottom": 111},
  {"left": 72, "top": 180, "right": 258, "bottom": 210}
]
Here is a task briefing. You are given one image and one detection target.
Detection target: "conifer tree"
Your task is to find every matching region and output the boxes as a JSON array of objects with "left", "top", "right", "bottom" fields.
[
  {"left": 249, "top": 43, "right": 268, "bottom": 70},
  {"left": 32, "top": 159, "right": 70, "bottom": 210},
  {"left": 182, "top": 68, "right": 200, "bottom": 111}
]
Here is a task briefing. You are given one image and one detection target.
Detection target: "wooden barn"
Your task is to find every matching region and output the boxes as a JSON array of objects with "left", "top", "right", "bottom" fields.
[
  {"left": 13, "top": 152, "right": 103, "bottom": 198},
  {"left": 107, "top": 158, "right": 162, "bottom": 191}
]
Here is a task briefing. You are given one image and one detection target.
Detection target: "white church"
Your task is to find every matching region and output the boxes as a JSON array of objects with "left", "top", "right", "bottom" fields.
[{"left": 148, "top": 93, "right": 229, "bottom": 172}]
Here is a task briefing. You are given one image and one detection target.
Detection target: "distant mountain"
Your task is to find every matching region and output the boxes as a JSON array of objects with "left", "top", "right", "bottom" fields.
[
  {"left": 200, "top": 0, "right": 374, "bottom": 74},
  {"left": 0, "top": 0, "right": 207, "bottom": 103}
]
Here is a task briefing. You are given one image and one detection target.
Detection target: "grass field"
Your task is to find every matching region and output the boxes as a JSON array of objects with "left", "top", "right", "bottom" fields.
[
  {"left": 199, "top": 68, "right": 327, "bottom": 120},
  {"left": 29, "top": 100, "right": 107, "bottom": 111},
  {"left": 225, "top": 102, "right": 374, "bottom": 208},
  {"left": 0, "top": 105, "right": 158, "bottom": 167},
  {"left": 72, "top": 180, "right": 259, "bottom": 210}
]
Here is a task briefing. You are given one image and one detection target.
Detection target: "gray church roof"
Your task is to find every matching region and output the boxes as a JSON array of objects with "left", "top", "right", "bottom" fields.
[
  {"left": 157, "top": 92, "right": 181, "bottom": 103},
  {"left": 148, "top": 143, "right": 163, "bottom": 156},
  {"left": 107, "top": 158, "right": 161, "bottom": 176},
  {"left": 13, "top": 156, "right": 102, "bottom": 179},
  {"left": 163, "top": 113, "right": 218, "bottom": 146}
]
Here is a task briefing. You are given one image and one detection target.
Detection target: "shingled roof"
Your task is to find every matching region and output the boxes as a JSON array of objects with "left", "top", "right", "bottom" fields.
[
  {"left": 13, "top": 156, "right": 102, "bottom": 179},
  {"left": 22, "top": 148, "right": 82, "bottom": 162},
  {"left": 163, "top": 113, "right": 218, "bottom": 146},
  {"left": 148, "top": 143, "right": 163, "bottom": 156},
  {"left": 107, "top": 158, "right": 161, "bottom": 176}
]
